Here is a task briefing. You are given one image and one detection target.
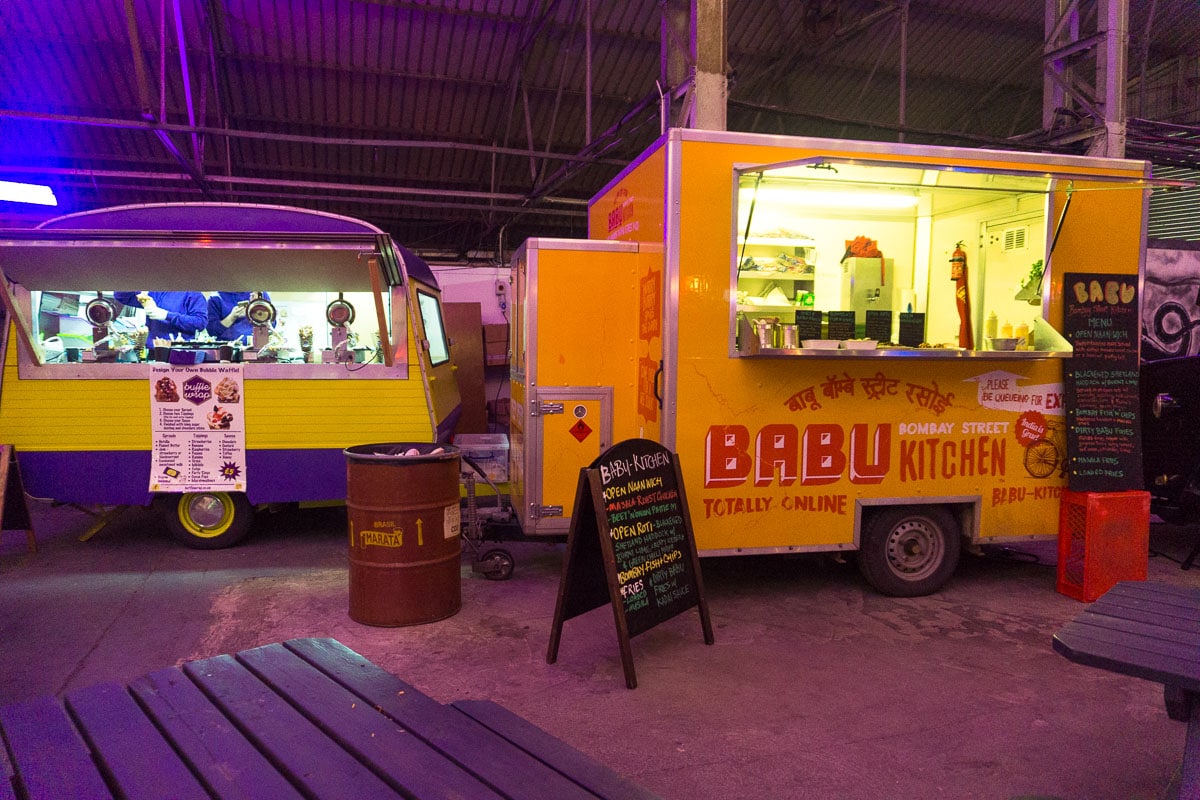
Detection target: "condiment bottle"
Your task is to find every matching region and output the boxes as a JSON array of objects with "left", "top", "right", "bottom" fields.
[
  {"left": 1000, "top": 321, "right": 1013, "bottom": 338},
  {"left": 985, "top": 312, "right": 998, "bottom": 339},
  {"left": 1014, "top": 321, "right": 1029, "bottom": 344}
]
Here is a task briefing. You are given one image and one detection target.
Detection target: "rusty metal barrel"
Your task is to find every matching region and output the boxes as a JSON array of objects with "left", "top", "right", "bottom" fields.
[{"left": 344, "top": 443, "right": 462, "bottom": 626}]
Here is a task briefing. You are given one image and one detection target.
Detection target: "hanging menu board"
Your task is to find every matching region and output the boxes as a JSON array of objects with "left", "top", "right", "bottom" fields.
[
  {"left": 546, "top": 438, "right": 713, "bottom": 689},
  {"left": 149, "top": 365, "right": 247, "bottom": 493},
  {"left": 1062, "top": 272, "right": 1142, "bottom": 492}
]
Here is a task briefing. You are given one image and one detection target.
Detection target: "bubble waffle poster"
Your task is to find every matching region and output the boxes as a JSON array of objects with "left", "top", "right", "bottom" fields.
[{"left": 149, "top": 365, "right": 246, "bottom": 492}]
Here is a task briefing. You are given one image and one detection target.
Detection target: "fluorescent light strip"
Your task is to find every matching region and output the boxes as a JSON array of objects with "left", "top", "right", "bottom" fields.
[
  {"left": 0, "top": 180, "right": 58, "bottom": 206},
  {"left": 789, "top": 191, "right": 919, "bottom": 209},
  {"left": 740, "top": 186, "right": 918, "bottom": 210}
]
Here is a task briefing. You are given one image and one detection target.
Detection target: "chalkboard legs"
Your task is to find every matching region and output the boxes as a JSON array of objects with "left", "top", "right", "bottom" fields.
[{"left": 546, "top": 622, "right": 562, "bottom": 665}]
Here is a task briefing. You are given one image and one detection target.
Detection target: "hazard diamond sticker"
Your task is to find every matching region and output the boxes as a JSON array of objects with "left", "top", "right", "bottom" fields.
[{"left": 569, "top": 419, "right": 592, "bottom": 442}]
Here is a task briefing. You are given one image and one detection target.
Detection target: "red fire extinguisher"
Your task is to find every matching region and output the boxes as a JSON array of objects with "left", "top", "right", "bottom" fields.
[{"left": 950, "top": 241, "right": 973, "bottom": 349}]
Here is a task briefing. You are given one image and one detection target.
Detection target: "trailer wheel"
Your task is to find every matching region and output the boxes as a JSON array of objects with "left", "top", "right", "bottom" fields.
[
  {"left": 158, "top": 492, "right": 254, "bottom": 549},
  {"left": 858, "top": 506, "right": 960, "bottom": 597}
]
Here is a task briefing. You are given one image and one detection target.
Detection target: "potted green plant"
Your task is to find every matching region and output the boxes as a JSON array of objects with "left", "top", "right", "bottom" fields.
[{"left": 1014, "top": 258, "right": 1044, "bottom": 304}]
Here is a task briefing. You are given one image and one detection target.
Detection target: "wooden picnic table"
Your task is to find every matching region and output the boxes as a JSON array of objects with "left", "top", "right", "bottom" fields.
[
  {"left": 1052, "top": 580, "right": 1200, "bottom": 799},
  {"left": 0, "top": 637, "right": 659, "bottom": 800}
]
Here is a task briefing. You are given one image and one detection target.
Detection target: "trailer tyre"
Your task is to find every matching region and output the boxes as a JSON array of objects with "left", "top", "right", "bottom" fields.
[
  {"left": 158, "top": 492, "right": 254, "bottom": 549},
  {"left": 858, "top": 506, "right": 960, "bottom": 597}
]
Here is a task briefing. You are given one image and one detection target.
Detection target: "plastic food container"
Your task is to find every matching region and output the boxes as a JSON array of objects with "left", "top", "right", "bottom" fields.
[
  {"left": 840, "top": 339, "right": 878, "bottom": 350},
  {"left": 802, "top": 339, "right": 840, "bottom": 350}
]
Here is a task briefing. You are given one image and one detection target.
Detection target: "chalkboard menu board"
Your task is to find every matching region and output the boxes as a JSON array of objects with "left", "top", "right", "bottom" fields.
[
  {"left": 827, "top": 311, "right": 856, "bottom": 341},
  {"left": 865, "top": 310, "right": 892, "bottom": 343},
  {"left": 795, "top": 310, "right": 823, "bottom": 341},
  {"left": 899, "top": 312, "right": 926, "bottom": 347},
  {"left": 547, "top": 438, "right": 713, "bottom": 689},
  {"left": 1062, "top": 272, "right": 1143, "bottom": 492}
]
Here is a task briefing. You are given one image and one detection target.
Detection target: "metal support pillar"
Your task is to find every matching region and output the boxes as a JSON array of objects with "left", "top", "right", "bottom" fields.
[
  {"left": 660, "top": 0, "right": 727, "bottom": 131},
  {"left": 1042, "top": 0, "right": 1128, "bottom": 157},
  {"left": 692, "top": 0, "right": 727, "bottom": 131}
]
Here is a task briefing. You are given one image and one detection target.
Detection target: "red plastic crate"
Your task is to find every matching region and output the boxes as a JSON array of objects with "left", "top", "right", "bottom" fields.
[{"left": 1056, "top": 490, "right": 1150, "bottom": 602}]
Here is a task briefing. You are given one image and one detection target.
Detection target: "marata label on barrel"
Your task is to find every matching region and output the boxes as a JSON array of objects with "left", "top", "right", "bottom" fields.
[{"left": 362, "top": 530, "right": 403, "bottom": 547}]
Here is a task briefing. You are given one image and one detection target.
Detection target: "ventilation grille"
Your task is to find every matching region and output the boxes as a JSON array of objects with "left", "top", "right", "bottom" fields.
[{"left": 1003, "top": 226, "right": 1027, "bottom": 251}]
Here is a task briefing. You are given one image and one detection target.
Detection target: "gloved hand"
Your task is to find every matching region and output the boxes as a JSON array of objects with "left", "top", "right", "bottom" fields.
[
  {"left": 222, "top": 303, "right": 246, "bottom": 328},
  {"left": 146, "top": 306, "right": 168, "bottom": 321}
]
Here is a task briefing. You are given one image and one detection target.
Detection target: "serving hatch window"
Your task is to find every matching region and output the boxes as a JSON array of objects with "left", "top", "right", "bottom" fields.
[
  {"left": 733, "top": 158, "right": 1060, "bottom": 351},
  {"left": 26, "top": 288, "right": 394, "bottom": 366}
]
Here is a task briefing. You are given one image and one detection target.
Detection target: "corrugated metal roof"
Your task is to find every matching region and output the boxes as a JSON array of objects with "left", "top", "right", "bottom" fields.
[{"left": 2, "top": 0, "right": 1199, "bottom": 257}]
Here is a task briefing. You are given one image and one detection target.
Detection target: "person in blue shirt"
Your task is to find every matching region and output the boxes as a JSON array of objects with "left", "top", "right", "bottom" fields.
[
  {"left": 206, "top": 292, "right": 273, "bottom": 342},
  {"left": 113, "top": 291, "right": 207, "bottom": 341}
]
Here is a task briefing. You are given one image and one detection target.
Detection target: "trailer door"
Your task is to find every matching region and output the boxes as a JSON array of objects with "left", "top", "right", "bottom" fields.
[{"left": 525, "top": 386, "right": 612, "bottom": 535}]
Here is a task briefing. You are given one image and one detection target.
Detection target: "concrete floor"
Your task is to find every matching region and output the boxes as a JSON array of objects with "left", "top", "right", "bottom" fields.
[{"left": 2, "top": 500, "right": 1199, "bottom": 800}]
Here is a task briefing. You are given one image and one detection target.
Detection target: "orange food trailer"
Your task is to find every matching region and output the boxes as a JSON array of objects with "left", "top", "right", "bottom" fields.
[{"left": 508, "top": 128, "right": 1160, "bottom": 595}]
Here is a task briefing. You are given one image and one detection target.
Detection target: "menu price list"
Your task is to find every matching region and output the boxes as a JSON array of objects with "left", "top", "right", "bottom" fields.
[
  {"left": 1063, "top": 272, "right": 1142, "bottom": 491},
  {"left": 1066, "top": 368, "right": 1139, "bottom": 463},
  {"left": 164, "top": 433, "right": 242, "bottom": 484},
  {"left": 865, "top": 310, "right": 892, "bottom": 343},
  {"left": 149, "top": 365, "right": 246, "bottom": 493},
  {"left": 899, "top": 313, "right": 926, "bottom": 347},
  {"left": 548, "top": 438, "right": 713, "bottom": 689},
  {"left": 598, "top": 442, "right": 694, "bottom": 634}
]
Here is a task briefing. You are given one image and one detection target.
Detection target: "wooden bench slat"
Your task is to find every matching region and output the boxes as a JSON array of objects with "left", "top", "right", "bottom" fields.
[
  {"left": 284, "top": 637, "right": 444, "bottom": 713},
  {"left": 284, "top": 637, "right": 598, "bottom": 800},
  {"left": 1084, "top": 604, "right": 1200, "bottom": 633},
  {"left": 237, "top": 643, "right": 503, "bottom": 800},
  {"left": 1055, "top": 619, "right": 1200, "bottom": 672},
  {"left": 184, "top": 653, "right": 405, "bottom": 799},
  {"left": 452, "top": 700, "right": 662, "bottom": 800},
  {"left": 1093, "top": 585, "right": 1200, "bottom": 629},
  {"left": 1106, "top": 581, "right": 1200, "bottom": 604},
  {"left": 1073, "top": 609, "right": 1200, "bottom": 648},
  {"left": 129, "top": 666, "right": 306, "bottom": 800},
  {"left": 1053, "top": 624, "right": 1200, "bottom": 693},
  {"left": 0, "top": 696, "right": 112, "bottom": 800},
  {"left": 65, "top": 682, "right": 210, "bottom": 800}
]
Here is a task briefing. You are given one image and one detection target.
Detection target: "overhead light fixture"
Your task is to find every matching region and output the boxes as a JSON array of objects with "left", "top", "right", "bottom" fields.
[
  {"left": 739, "top": 186, "right": 918, "bottom": 210},
  {"left": 792, "top": 190, "right": 919, "bottom": 209},
  {"left": 0, "top": 180, "right": 58, "bottom": 206}
]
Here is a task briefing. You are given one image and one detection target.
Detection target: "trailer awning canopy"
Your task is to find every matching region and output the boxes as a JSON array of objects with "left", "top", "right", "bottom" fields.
[
  {"left": 0, "top": 203, "right": 434, "bottom": 292},
  {"left": 0, "top": 231, "right": 391, "bottom": 292}
]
